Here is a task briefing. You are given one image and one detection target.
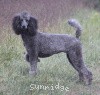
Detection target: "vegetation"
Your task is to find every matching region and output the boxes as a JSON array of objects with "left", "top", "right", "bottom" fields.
[
  {"left": 83, "top": 0, "right": 100, "bottom": 10},
  {"left": 0, "top": 0, "right": 100, "bottom": 95}
]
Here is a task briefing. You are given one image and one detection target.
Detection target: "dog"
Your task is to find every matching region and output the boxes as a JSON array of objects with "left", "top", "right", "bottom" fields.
[{"left": 12, "top": 11, "right": 92, "bottom": 85}]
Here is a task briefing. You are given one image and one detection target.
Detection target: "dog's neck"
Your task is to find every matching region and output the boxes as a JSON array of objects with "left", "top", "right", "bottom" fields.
[
  {"left": 21, "top": 34, "right": 33, "bottom": 42},
  {"left": 21, "top": 33, "right": 37, "bottom": 45}
]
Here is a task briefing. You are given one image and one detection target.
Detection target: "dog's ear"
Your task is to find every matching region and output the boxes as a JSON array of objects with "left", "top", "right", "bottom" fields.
[
  {"left": 12, "top": 16, "right": 22, "bottom": 35},
  {"left": 28, "top": 17, "right": 38, "bottom": 36}
]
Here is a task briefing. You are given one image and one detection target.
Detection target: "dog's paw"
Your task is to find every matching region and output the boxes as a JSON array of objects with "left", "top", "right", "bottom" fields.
[
  {"left": 81, "top": 71, "right": 93, "bottom": 85},
  {"left": 29, "top": 70, "right": 37, "bottom": 75}
]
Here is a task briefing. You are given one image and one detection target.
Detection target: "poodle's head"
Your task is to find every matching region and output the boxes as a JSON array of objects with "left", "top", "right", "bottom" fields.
[{"left": 12, "top": 11, "right": 38, "bottom": 36}]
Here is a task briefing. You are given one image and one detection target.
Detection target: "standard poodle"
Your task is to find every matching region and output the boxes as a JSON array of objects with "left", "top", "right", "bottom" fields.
[{"left": 12, "top": 11, "right": 92, "bottom": 85}]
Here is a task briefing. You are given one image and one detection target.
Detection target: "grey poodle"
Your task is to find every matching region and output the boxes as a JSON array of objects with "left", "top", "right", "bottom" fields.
[{"left": 12, "top": 11, "right": 92, "bottom": 85}]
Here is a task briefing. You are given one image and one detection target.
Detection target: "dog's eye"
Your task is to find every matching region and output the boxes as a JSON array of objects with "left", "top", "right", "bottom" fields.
[
  {"left": 20, "top": 19, "right": 23, "bottom": 22},
  {"left": 26, "top": 19, "right": 29, "bottom": 22}
]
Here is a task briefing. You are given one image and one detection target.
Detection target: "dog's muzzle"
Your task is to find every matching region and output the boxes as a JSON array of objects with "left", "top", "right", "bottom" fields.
[{"left": 21, "top": 20, "right": 28, "bottom": 29}]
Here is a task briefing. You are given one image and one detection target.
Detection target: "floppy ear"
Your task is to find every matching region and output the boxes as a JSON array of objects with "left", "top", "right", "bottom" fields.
[
  {"left": 27, "top": 17, "right": 38, "bottom": 36},
  {"left": 12, "top": 16, "right": 22, "bottom": 35}
]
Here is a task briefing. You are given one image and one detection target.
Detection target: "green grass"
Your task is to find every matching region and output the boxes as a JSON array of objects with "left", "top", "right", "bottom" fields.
[{"left": 0, "top": 9, "right": 100, "bottom": 95}]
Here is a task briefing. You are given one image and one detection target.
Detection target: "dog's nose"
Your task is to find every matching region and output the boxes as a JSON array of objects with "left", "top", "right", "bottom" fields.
[{"left": 22, "top": 25, "right": 27, "bottom": 29}]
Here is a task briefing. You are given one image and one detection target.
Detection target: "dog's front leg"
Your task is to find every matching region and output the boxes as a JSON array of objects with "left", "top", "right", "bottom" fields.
[
  {"left": 29, "top": 55, "right": 38, "bottom": 75},
  {"left": 26, "top": 53, "right": 40, "bottom": 62},
  {"left": 27, "top": 50, "right": 38, "bottom": 75}
]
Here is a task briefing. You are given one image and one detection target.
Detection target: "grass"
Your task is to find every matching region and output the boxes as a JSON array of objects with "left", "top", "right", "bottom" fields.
[{"left": 0, "top": 8, "right": 100, "bottom": 95}]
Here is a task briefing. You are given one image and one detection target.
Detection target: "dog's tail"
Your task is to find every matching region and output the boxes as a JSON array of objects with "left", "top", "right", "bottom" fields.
[{"left": 68, "top": 19, "right": 82, "bottom": 39}]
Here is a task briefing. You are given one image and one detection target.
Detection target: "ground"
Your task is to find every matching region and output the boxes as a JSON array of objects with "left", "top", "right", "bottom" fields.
[{"left": 0, "top": 0, "right": 100, "bottom": 95}]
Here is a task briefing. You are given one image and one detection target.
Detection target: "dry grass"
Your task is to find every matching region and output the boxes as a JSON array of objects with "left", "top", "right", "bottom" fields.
[{"left": 0, "top": 0, "right": 100, "bottom": 95}]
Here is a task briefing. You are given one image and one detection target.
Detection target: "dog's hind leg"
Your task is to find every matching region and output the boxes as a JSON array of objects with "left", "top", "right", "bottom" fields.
[{"left": 66, "top": 45, "right": 92, "bottom": 85}]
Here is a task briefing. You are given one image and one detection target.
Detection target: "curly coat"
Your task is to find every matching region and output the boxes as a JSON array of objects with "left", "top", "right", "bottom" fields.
[{"left": 12, "top": 12, "right": 92, "bottom": 85}]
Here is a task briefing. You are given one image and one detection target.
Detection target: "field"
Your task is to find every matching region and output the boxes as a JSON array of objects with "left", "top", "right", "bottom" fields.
[{"left": 0, "top": 0, "right": 100, "bottom": 95}]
